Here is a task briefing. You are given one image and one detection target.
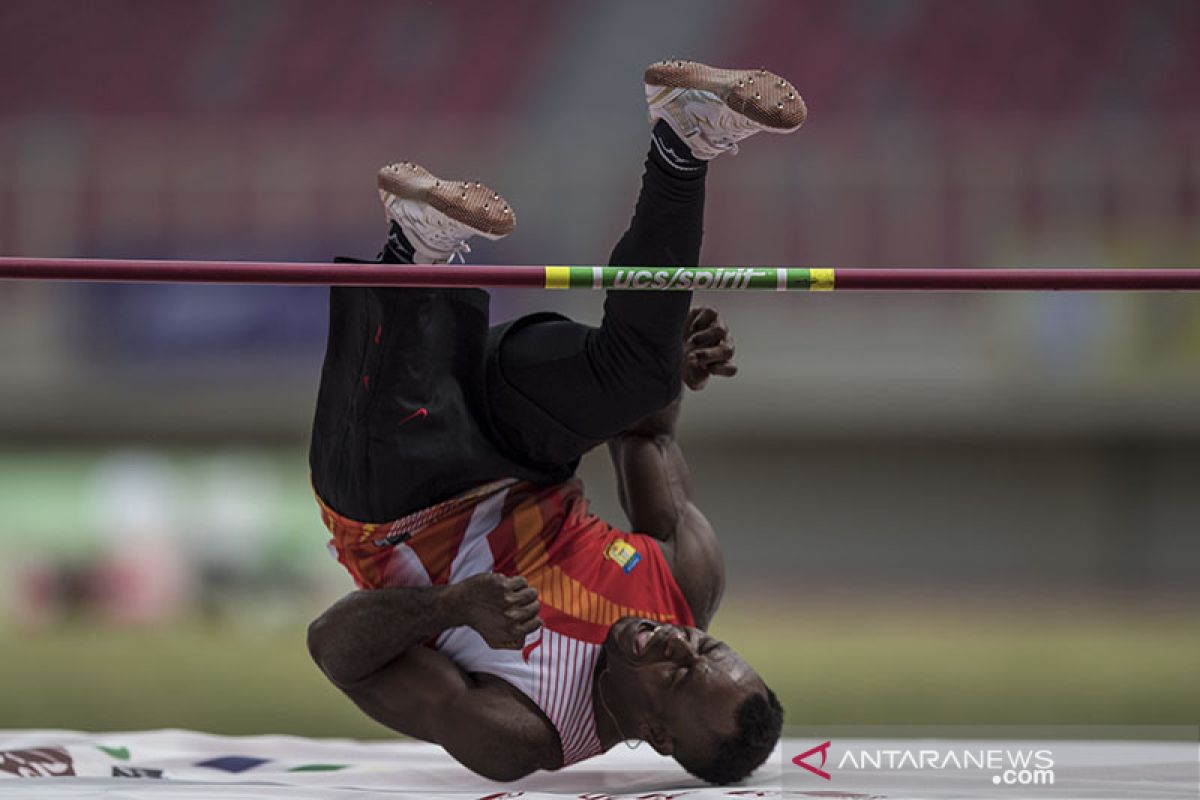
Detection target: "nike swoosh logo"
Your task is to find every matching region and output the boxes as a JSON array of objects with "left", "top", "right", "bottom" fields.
[
  {"left": 522, "top": 634, "right": 543, "bottom": 663},
  {"left": 398, "top": 407, "right": 428, "bottom": 426},
  {"left": 651, "top": 134, "right": 703, "bottom": 172}
]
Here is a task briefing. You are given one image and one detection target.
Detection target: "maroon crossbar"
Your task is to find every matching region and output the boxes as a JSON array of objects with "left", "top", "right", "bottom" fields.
[
  {"left": 2, "top": 257, "right": 1200, "bottom": 291},
  {"left": 831, "top": 268, "right": 1200, "bottom": 291}
]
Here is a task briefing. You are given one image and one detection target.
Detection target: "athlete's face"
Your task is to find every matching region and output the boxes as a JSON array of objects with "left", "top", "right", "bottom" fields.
[{"left": 601, "top": 617, "right": 763, "bottom": 761}]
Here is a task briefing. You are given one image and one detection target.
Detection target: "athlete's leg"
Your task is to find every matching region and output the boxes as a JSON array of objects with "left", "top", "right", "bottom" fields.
[
  {"left": 489, "top": 61, "right": 805, "bottom": 461},
  {"left": 310, "top": 164, "right": 523, "bottom": 522},
  {"left": 491, "top": 129, "right": 704, "bottom": 444}
]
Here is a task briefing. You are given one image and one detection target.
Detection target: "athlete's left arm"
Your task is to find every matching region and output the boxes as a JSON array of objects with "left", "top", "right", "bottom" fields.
[
  {"left": 307, "top": 575, "right": 557, "bottom": 780},
  {"left": 607, "top": 306, "right": 737, "bottom": 630}
]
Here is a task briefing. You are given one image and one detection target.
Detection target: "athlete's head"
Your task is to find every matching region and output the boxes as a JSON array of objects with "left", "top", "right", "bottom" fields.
[{"left": 599, "top": 617, "right": 782, "bottom": 784}]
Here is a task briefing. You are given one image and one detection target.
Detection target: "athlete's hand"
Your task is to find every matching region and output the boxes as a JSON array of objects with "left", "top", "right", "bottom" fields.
[
  {"left": 454, "top": 573, "right": 542, "bottom": 651},
  {"left": 683, "top": 306, "right": 737, "bottom": 391}
]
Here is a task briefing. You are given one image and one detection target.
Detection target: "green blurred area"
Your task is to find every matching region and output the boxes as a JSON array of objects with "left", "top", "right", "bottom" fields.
[
  {"left": 0, "top": 449, "right": 318, "bottom": 562},
  {"left": 1, "top": 453, "right": 1196, "bottom": 735},
  {"left": 2, "top": 599, "right": 1196, "bottom": 737}
]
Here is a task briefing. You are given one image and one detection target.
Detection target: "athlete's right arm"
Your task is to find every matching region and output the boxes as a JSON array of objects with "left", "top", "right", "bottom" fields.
[
  {"left": 308, "top": 574, "right": 540, "bottom": 683},
  {"left": 607, "top": 306, "right": 737, "bottom": 630},
  {"left": 307, "top": 576, "right": 553, "bottom": 781}
]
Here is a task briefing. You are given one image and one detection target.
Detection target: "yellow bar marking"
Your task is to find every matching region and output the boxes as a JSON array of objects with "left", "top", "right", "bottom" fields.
[
  {"left": 809, "top": 268, "right": 836, "bottom": 291},
  {"left": 545, "top": 265, "right": 570, "bottom": 289}
]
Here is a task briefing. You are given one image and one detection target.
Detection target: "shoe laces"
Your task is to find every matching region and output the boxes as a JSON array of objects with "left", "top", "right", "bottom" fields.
[
  {"left": 652, "top": 87, "right": 761, "bottom": 159},
  {"left": 393, "top": 200, "right": 477, "bottom": 262}
]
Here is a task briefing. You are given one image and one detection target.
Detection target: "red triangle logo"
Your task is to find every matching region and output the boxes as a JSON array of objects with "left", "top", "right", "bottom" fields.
[{"left": 792, "top": 740, "right": 832, "bottom": 780}]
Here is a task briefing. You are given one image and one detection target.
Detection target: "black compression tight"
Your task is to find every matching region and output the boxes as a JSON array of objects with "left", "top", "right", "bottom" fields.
[{"left": 493, "top": 139, "right": 706, "bottom": 440}]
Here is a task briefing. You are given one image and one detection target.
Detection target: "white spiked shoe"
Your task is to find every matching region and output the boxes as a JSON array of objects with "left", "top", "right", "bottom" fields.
[
  {"left": 377, "top": 161, "right": 515, "bottom": 264},
  {"left": 645, "top": 60, "right": 807, "bottom": 161}
]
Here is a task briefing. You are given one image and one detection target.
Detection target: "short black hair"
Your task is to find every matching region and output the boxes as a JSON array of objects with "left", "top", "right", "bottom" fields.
[{"left": 677, "top": 686, "right": 784, "bottom": 785}]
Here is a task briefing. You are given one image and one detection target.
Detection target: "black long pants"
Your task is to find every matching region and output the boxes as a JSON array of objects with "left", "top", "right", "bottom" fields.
[
  {"left": 310, "top": 147, "right": 706, "bottom": 522},
  {"left": 496, "top": 152, "right": 705, "bottom": 439}
]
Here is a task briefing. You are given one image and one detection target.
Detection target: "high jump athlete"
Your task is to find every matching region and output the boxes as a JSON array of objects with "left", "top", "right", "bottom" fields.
[{"left": 307, "top": 60, "right": 805, "bottom": 784}]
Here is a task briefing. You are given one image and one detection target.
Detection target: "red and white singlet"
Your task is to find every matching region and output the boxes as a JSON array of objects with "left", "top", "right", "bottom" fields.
[{"left": 317, "top": 478, "right": 695, "bottom": 766}]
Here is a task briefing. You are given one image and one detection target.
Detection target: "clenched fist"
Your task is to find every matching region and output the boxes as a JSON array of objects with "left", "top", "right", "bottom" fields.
[
  {"left": 454, "top": 573, "right": 542, "bottom": 650},
  {"left": 683, "top": 306, "right": 737, "bottom": 391}
]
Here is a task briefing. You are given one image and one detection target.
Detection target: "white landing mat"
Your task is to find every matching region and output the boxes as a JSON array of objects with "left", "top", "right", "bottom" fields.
[{"left": 0, "top": 729, "right": 1195, "bottom": 798}]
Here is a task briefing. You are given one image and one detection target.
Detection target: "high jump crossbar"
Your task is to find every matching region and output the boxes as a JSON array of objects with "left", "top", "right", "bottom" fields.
[{"left": 3, "top": 257, "right": 1200, "bottom": 291}]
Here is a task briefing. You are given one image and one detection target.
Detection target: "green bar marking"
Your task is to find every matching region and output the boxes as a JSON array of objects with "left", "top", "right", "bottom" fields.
[{"left": 556, "top": 267, "right": 830, "bottom": 290}]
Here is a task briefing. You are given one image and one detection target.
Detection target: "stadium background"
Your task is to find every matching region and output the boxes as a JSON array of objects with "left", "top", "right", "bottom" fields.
[{"left": 0, "top": 0, "right": 1197, "bottom": 736}]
